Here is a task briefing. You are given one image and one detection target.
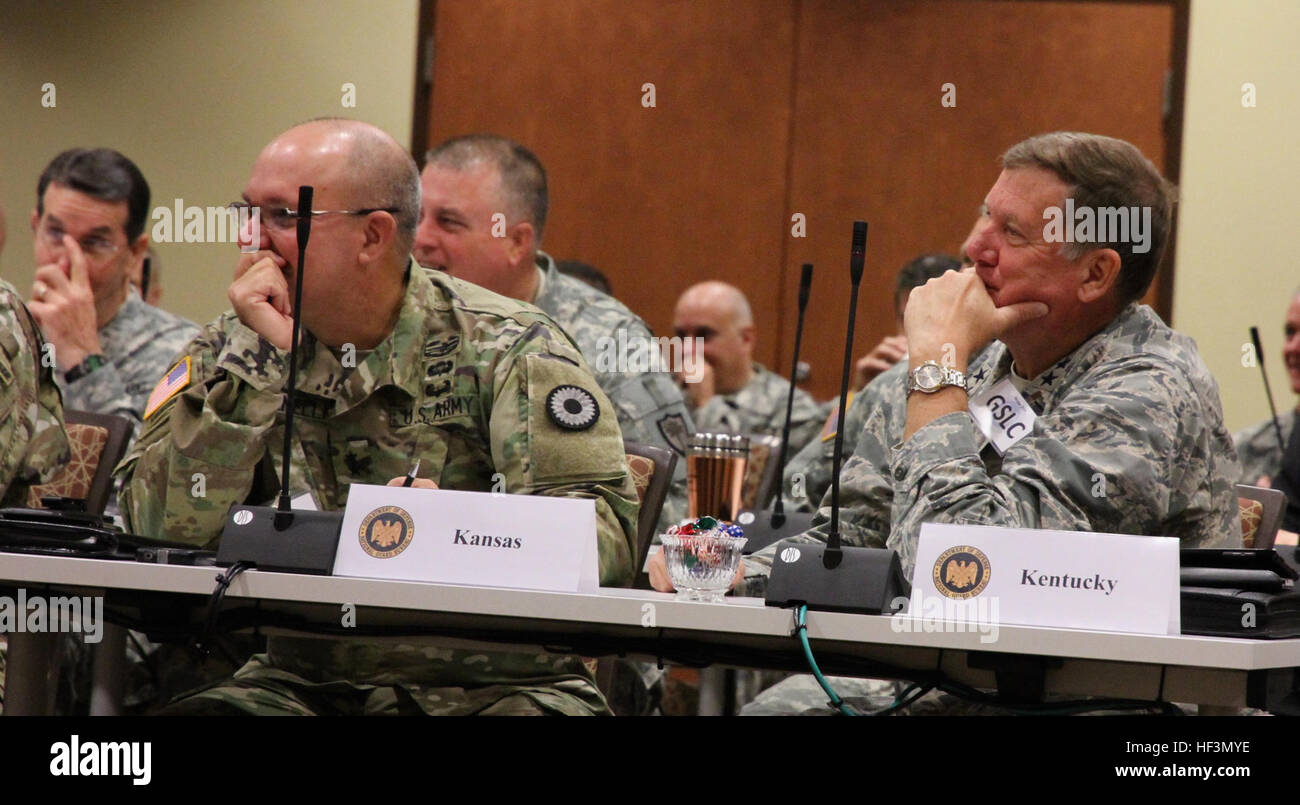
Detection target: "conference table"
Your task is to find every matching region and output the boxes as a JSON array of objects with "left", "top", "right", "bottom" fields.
[{"left": 3, "top": 552, "right": 1299, "bottom": 715}]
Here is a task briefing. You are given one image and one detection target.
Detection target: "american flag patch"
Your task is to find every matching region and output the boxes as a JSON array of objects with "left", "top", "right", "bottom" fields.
[
  {"left": 819, "top": 390, "right": 854, "bottom": 442},
  {"left": 144, "top": 356, "right": 191, "bottom": 420}
]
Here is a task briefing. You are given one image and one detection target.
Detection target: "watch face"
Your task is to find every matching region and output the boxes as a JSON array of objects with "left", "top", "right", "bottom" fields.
[{"left": 916, "top": 363, "right": 944, "bottom": 390}]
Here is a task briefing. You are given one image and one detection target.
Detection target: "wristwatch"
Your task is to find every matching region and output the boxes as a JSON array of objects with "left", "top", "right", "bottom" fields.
[
  {"left": 64, "top": 354, "right": 106, "bottom": 383},
  {"left": 907, "top": 360, "right": 966, "bottom": 396}
]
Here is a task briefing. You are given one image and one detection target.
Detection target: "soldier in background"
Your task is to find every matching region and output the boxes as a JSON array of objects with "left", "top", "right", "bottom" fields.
[
  {"left": 27, "top": 149, "right": 198, "bottom": 436},
  {"left": 556, "top": 259, "right": 612, "bottom": 296},
  {"left": 1235, "top": 287, "right": 1300, "bottom": 542},
  {"left": 416, "top": 134, "right": 693, "bottom": 531},
  {"left": 672, "top": 281, "right": 825, "bottom": 454},
  {"left": 118, "top": 119, "right": 639, "bottom": 715}
]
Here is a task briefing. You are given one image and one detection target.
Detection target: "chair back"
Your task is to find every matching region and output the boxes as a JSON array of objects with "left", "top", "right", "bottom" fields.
[
  {"left": 1237, "top": 483, "right": 1287, "bottom": 549},
  {"left": 624, "top": 441, "right": 678, "bottom": 588},
  {"left": 27, "top": 410, "right": 132, "bottom": 515}
]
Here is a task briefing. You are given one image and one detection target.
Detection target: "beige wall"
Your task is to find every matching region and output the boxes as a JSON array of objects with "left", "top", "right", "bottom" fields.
[
  {"left": 0, "top": 0, "right": 418, "bottom": 328},
  {"left": 1174, "top": 0, "right": 1300, "bottom": 433},
  {"left": 0, "top": 0, "right": 1295, "bottom": 435}
]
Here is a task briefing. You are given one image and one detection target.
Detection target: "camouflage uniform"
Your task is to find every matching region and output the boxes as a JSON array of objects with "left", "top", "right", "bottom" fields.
[
  {"left": 1235, "top": 410, "right": 1294, "bottom": 486},
  {"left": 0, "top": 279, "right": 68, "bottom": 716},
  {"left": 0, "top": 279, "right": 69, "bottom": 506},
  {"left": 782, "top": 363, "right": 906, "bottom": 515},
  {"left": 749, "top": 303, "right": 1241, "bottom": 587},
  {"left": 60, "top": 287, "right": 198, "bottom": 435},
  {"left": 692, "top": 363, "right": 826, "bottom": 457},
  {"left": 116, "top": 262, "right": 640, "bottom": 715},
  {"left": 532, "top": 251, "right": 693, "bottom": 531},
  {"left": 743, "top": 303, "right": 1242, "bottom": 715}
]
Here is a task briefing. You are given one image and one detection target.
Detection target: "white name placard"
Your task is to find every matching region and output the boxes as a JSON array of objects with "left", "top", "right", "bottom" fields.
[
  {"left": 908, "top": 522, "right": 1179, "bottom": 635},
  {"left": 333, "top": 484, "right": 600, "bottom": 592}
]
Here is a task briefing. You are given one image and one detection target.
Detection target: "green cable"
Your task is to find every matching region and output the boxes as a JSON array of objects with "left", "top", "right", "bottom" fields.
[{"left": 795, "top": 605, "right": 858, "bottom": 716}]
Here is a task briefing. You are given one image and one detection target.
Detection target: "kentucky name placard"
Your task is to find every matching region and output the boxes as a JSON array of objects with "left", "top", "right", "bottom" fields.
[
  {"left": 333, "top": 484, "right": 600, "bottom": 592},
  {"left": 909, "top": 522, "right": 1180, "bottom": 635}
]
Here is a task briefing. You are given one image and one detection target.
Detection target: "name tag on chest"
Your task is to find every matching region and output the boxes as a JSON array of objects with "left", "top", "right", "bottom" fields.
[
  {"left": 909, "top": 523, "right": 1180, "bottom": 635},
  {"left": 968, "top": 377, "right": 1036, "bottom": 454},
  {"left": 333, "top": 484, "right": 600, "bottom": 592}
]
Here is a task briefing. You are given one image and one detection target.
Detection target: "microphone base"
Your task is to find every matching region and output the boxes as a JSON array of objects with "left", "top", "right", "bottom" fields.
[
  {"left": 216, "top": 505, "right": 343, "bottom": 575},
  {"left": 764, "top": 540, "right": 910, "bottom": 615},
  {"left": 737, "top": 509, "right": 815, "bottom": 555}
]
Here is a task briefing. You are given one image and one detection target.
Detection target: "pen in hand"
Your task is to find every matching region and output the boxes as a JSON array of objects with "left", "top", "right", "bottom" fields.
[{"left": 402, "top": 457, "right": 421, "bottom": 488}]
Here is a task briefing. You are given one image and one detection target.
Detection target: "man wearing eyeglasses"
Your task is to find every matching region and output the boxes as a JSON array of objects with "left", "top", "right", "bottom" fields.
[
  {"left": 117, "top": 119, "right": 639, "bottom": 715},
  {"left": 27, "top": 149, "right": 198, "bottom": 434}
]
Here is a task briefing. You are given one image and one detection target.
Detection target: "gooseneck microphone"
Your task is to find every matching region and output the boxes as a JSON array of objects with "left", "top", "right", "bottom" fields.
[
  {"left": 217, "top": 185, "right": 344, "bottom": 574},
  {"left": 735, "top": 264, "right": 817, "bottom": 555},
  {"left": 275, "top": 185, "right": 315, "bottom": 526},
  {"left": 1250, "top": 326, "right": 1287, "bottom": 455},
  {"left": 764, "top": 221, "right": 909, "bottom": 614},
  {"left": 769, "top": 263, "right": 815, "bottom": 528},
  {"left": 825, "top": 222, "right": 867, "bottom": 569}
]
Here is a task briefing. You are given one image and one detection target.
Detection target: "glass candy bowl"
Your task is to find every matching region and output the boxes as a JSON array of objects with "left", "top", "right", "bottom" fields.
[{"left": 660, "top": 531, "right": 747, "bottom": 603}]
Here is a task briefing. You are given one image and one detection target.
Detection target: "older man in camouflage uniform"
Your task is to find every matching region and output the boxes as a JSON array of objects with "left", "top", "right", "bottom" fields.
[
  {"left": 415, "top": 134, "right": 693, "bottom": 533},
  {"left": 668, "top": 133, "right": 1241, "bottom": 714},
  {"left": 117, "top": 119, "right": 639, "bottom": 715},
  {"left": 673, "top": 281, "right": 825, "bottom": 456},
  {"left": 28, "top": 149, "right": 198, "bottom": 436}
]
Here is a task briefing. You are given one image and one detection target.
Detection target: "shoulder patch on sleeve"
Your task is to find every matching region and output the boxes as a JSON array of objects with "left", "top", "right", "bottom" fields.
[
  {"left": 547, "top": 384, "right": 600, "bottom": 430},
  {"left": 144, "top": 356, "right": 191, "bottom": 420},
  {"left": 819, "top": 391, "right": 853, "bottom": 442}
]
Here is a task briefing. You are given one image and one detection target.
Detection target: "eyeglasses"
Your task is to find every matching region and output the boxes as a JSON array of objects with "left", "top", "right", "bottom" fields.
[
  {"left": 37, "top": 224, "right": 123, "bottom": 262},
  {"left": 226, "top": 202, "right": 401, "bottom": 233}
]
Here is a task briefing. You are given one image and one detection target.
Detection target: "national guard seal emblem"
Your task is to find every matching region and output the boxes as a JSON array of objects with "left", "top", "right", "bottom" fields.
[
  {"left": 359, "top": 506, "right": 415, "bottom": 559},
  {"left": 933, "top": 545, "right": 991, "bottom": 599}
]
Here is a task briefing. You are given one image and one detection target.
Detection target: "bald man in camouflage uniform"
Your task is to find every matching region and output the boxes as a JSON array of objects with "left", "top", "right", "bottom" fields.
[
  {"left": 117, "top": 119, "right": 639, "bottom": 715},
  {"left": 416, "top": 134, "right": 693, "bottom": 533},
  {"left": 673, "top": 281, "right": 825, "bottom": 460}
]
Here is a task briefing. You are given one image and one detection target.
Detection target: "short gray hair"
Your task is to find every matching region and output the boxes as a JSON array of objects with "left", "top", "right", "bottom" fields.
[
  {"left": 425, "top": 134, "right": 548, "bottom": 242},
  {"left": 1002, "top": 132, "right": 1175, "bottom": 304}
]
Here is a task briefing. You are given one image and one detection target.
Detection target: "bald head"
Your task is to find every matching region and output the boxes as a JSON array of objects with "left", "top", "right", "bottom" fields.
[
  {"left": 673, "top": 281, "right": 757, "bottom": 394},
  {"left": 676, "top": 281, "right": 753, "bottom": 329},
  {"left": 241, "top": 119, "right": 420, "bottom": 350},
  {"left": 258, "top": 119, "right": 420, "bottom": 255}
]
